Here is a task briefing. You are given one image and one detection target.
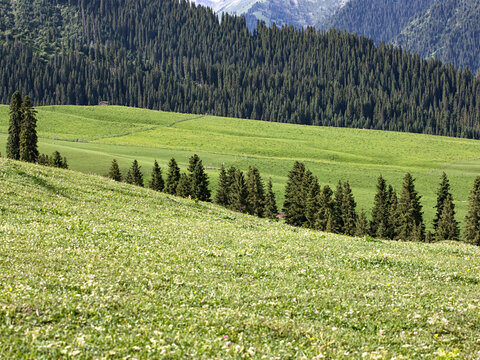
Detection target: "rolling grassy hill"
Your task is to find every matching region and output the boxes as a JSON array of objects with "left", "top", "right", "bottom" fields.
[
  {"left": 2, "top": 105, "right": 480, "bottom": 230},
  {"left": 0, "top": 158, "right": 479, "bottom": 358}
]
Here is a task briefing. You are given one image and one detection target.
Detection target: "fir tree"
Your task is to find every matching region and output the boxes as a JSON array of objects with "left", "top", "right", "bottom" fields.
[
  {"left": 264, "top": 178, "right": 278, "bottom": 219},
  {"left": 283, "top": 161, "right": 307, "bottom": 226},
  {"left": 341, "top": 181, "right": 357, "bottom": 236},
  {"left": 370, "top": 175, "right": 389, "bottom": 238},
  {"left": 215, "top": 164, "right": 230, "bottom": 206},
  {"left": 464, "top": 176, "right": 480, "bottom": 245},
  {"left": 165, "top": 158, "right": 181, "bottom": 195},
  {"left": 246, "top": 166, "right": 265, "bottom": 217},
  {"left": 229, "top": 169, "right": 248, "bottom": 213},
  {"left": 355, "top": 209, "right": 369, "bottom": 237},
  {"left": 6, "top": 91, "right": 22, "bottom": 160},
  {"left": 190, "top": 157, "right": 211, "bottom": 201},
  {"left": 333, "top": 181, "right": 344, "bottom": 233},
  {"left": 125, "top": 160, "right": 144, "bottom": 187},
  {"left": 149, "top": 160, "right": 164, "bottom": 191},
  {"left": 108, "top": 159, "right": 122, "bottom": 181},
  {"left": 436, "top": 194, "right": 460, "bottom": 241},
  {"left": 176, "top": 173, "right": 191, "bottom": 198},
  {"left": 315, "top": 185, "right": 334, "bottom": 231},
  {"left": 19, "top": 96, "right": 38, "bottom": 163},
  {"left": 188, "top": 154, "right": 200, "bottom": 173},
  {"left": 388, "top": 190, "right": 399, "bottom": 240},
  {"left": 395, "top": 173, "right": 425, "bottom": 241},
  {"left": 226, "top": 166, "right": 237, "bottom": 204},
  {"left": 433, "top": 173, "right": 458, "bottom": 238},
  {"left": 51, "top": 151, "right": 65, "bottom": 168},
  {"left": 305, "top": 176, "right": 320, "bottom": 228}
]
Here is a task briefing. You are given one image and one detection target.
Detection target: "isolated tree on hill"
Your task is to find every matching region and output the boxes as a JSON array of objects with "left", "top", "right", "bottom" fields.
[
  {"left": 464, "top": 177, "right": 480, "bottom": 245},
  {"left": 108, "top": 159, "right": 122, "bottom": 181},
  {"left": 355, "top": 209, "right": 369, "bottom": 237},
  {"left": 19, "top": 96, "right": 38, "bottom": 163},
  {"left": 370, "top": 175, "right": 389, "bottom": 238},
  {"left": 215, "top": 165, "right": 230, "bottom": 206},
  {"left": 333, "top": 181, "right": 344, "bottom": 233},
  {"left": 395, "top": 173, "right": 424, "bottom": 241},
  {"left": 189, "top": 157, "right": 211, "bottom": 201},
  {"left": 315, "top": 185, "right": 334, "bottom": 231},
  {"left": 264, "top": 178, "right": 278, "bottom": 219},
  {"left": 165, "top": 158, "right": 181, "bottom": 194},
  {"left": 283, "top": 161, "right": 307, "bottom": 226},
  {"left": 125, "top": 160, "right": 144, "bottom": 187},
  {"left": 229, "top": 169, "right": 248, "bottom": 213},
  {"left": 6, "top": 91, "right": 22, "bottom": 160},
  {"left": 176, "top": 173, "right": 191, "bottom": 198},
  {"left": 341, "top": 181, "right": 357, "bottom": 236},
  {"left": 436, "top": 194, "right": 460, "bottom": 241},
  {"left": 246, "top": 166, "right": 265, "bottom": 217},
  {"left": 149, "top": 160, "right": 164, "bottom": 191}
]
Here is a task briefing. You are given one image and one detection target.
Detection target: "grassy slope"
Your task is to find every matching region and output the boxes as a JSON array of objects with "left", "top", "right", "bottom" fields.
[
  {"left": 0, "top": 159, "right": 479, "bottom": 358},
  {"left": 2, "top": 105, "right": 480, "bottom": 229}
]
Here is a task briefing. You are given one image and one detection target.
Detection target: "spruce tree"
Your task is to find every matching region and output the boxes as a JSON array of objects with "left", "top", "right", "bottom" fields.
[
  {"left": 108, "top": 159, "right": 122, "bottom": 181},
  {"left": 436, "top": 194, "right": 460, "bottom": 241},
  {"left": 387, "top": 190, "right": 398, "bottom": 240},
  {"left": 370, "top": 175, "right": 389, "bottom": 238},
  {"left": 395, "top": 173, "right": 425, "bottom": 241},
  {"left": 315, "top": 185, "right": 334, "bottom": 231},
  {"left": 125, "top": 160, "right": 144, "bottom": 187},
  {"left": 149, "top": 160, "right": 164, "bottom": 191},
  {"left": 341, "top": 181, "right": 357, "bottom": 236},
  {"left": 19, "top": 96, "right": 38, "bottom": 163},
  {"left": 190, "top": 158, "right": 211, "bottom": 201},
  {"left": 215, "top": 165, "right": 230, "bottom": 206},
  {"left": 246, "top": 166, "right": 265, "bottom": 217},
  {"left": 333, "top": 181, "right": 344, "bottom": 233},
  {"left": 226, "top": 166, "right": 237, "bottom": 204},
  {"left": 464, "top": 176, "right": 480, "bottom": 245},
  {"left": 433, "top": 173, "right": 459, "bottom": 240},
  {"left": 176, "top": 173, "right": 192, "bottom": 198},
  {"left": 229, "top": 169, "right": 248, "bottom": 213},
  {"left": 6, "top": 91, "right": 22, "bottom": 160},
  {"left": 264, "top": 178, "right": 278, "bottom": 219},
  {"left": 283, "top": 161, "right": 307, "bottom": 226},
  {"left": 52, "top": 151, "right": 64, "bottom": 168},
  {"left": 165, "top": 158, "right": 181, "bottom": 195},
  {"left": 305, "top": 176, "right": 320, "bottom": 228},
  {"left": 355, "top": 209, "right": 369, "bottom": 237}
]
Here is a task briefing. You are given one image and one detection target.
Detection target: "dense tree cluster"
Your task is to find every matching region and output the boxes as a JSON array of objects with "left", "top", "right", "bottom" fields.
[{"left": 1, "top": 0, "right": 480, "bottom": 138}]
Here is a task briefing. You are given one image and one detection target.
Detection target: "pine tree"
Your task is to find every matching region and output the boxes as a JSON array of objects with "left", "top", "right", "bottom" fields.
[
  {"left": 305, "top": 176, "right": 320, "bottom": 228},
  {"left": 333, "top": 181, "right": 344, "bottom": 233},
  {"left": 188, "top": 154, "right": 201, "bottom": 173},
  {"left": 176, "top": 173, "right": 191, "bottom": 198},
  {"left": 283, "top": 161, "right": 307, "bottom": 226},
  {"left": 436, "top": 194, "right": 460, "bottom": 241},
  {"left": 464, "top": 176, "right": 480, "bottom": 245},
  {"left": 355, "top": 209, "right": 369, "bottom": 237},
  {"left": 190, "top": 157, "right": 211, "bottom": 201},
  {"left": 108, "top": 159, "right": 122, "bottom": 181},
  {"left": 395, "top": 173, "right": 425, "bottom": 241},
  {"left": 229, "top": 169, "right": 248, "bottom": 213},
  {"left": 315, "top": 185, "right": 334, "bottom": 231},
  {"left": 341, "top": 181, "right": 357, "bottom": 236},
  {"left": 125, "top": 160, "right": 144, "bottom": 187},
  {"left": 370, "top": 175, "right": 389, "bottom": 238},
  {"left": 19, "top": 96, "right": 38, "bottom": 163},
  {"left": 51, "top": 151, "right": 65, "bottom": 168},
  {"left": 433, "top": 173, "right": 458, "bottom": 239},
  {"left": 215, "top": 164, "right": 230, "bottom": 206},
  {"left": 246, "top": 166, "right": 265, "bottom": 217},
  {"left": 149, "top": 160, "right": 164, "bottom": 191},
  {"left": 165, "top": 158, "right": 181, "bottom": 195},
  {"left": 264, "top": 178, "right": 278, "bottom": 219},
  {"left": 388, "top": 190, "right": 398, "bottom": 240},
  {"left": 6, "top": 91, "right": 22, "bottom": 160}
]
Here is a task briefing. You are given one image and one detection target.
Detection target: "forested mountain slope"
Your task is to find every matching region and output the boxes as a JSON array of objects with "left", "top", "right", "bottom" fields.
[{"left": 1, "top": 0, "right": 480, "bottom": 138}]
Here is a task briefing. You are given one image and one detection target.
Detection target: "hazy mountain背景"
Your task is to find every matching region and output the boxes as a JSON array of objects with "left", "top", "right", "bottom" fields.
[{"left": 0, "top": 0, "right": 480, "bottom": 139}]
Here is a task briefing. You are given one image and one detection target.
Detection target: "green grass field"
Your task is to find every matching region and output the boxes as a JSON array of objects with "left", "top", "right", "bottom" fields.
[
  {"left": 1, "top": 159, "right": 479, "bottom": 358},
  {"left": 2, "top": 105, "right": 480, "bottom": 230}
]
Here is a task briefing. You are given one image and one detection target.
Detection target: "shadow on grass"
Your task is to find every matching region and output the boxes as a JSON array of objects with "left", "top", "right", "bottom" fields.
[{"left": 17, "top": 170, "right": 73, "bottom": 200}]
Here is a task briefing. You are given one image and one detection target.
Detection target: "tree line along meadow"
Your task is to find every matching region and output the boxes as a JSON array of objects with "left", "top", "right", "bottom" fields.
[{"left": 5, "top": 92, "right": 480, "bottom": 246}]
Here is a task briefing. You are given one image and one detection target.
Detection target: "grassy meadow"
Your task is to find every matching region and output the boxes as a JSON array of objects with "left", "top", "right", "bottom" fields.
[
  {"left": 0, "top": 159, "right": 479, "bottom": 358},
  {"left": 2, "top": 105, "right": 480, "bottom": 229}
]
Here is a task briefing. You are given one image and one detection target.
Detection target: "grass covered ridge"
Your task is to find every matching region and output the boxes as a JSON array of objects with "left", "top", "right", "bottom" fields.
[{"left": 0, "top": 159, "right": 479, "bottom": 358}]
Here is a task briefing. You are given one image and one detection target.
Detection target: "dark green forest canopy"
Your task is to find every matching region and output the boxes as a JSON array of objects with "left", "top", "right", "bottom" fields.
[{"left": 1, "top": 0, "right": 480, "bottom": 138}]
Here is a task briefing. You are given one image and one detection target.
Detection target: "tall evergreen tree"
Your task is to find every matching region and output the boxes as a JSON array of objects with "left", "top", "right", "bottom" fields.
[
  {"left": 165, "top": 158, "right": 181, "bottom": 195},
  {"left": 215, "top": 164, "right": 230, "bottom": 206},
  {"left": 387, "top": 190, "right": 399, "bottom": 240},
  {"left": 464, "top": 176, "right": 480, "bottom": 245},
  {"left": 341, "top": 181, "right": 357, "bottom": 236},
  {"left": 190, "top": 159, "right": 211, "bottom": 201},
  {"left": 315, "top": 185, "right": 334, "bottom": 231},
  {"left": 176, "top": 173, "right": 192, "bottom": 198},
  {"left": 149, "top": 160, "right": 164, "bottom": 191},
  {"left": 51, "top": 151, "right": 68, "bottom": 169},
  {"left": 108, "top": 159, "right": 122, "bottom": 181},
  {"left": 125, "top": 160, "right": 144, "bottom": 187},
  {"left": 333, "top": 181, "right": 345, "bottom": 233},
  {"left": 355, "top": 209, "right": 369, "bottom": 237},
  {"left": 395, "top": 173, "right": 425, "bottom": 241},
  {"left": 246, "top": 166, "right": 265, "bottom": 217},
  {"left": 19, "top": 96, "right": 38, "bottom": 163},
  {"left": 188, "top": 154, "right": 201, "bottom": 173},
  {"left": 436, "top": 194, "right": 460, "bottom": 241},
  {"left": 6, "top": 91, "right": 22, "bottom": 160},
  {"left": 433, "top": 173, "right": 455, "bottom": 232},
  {"left": 229, "top": 169, "right": 248, "bottom": 213},
  {"left": 370, "top": 175, "right": 389, "bottom": 238},
  {"left": 264, "top": 178, "right": 278, "bottom": 219},
  {"left": 283, "top": 161, "right": 307, "bottom": 226},
  {"left": 305, "top": 176, "right": 321, "bottom": 228}
]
